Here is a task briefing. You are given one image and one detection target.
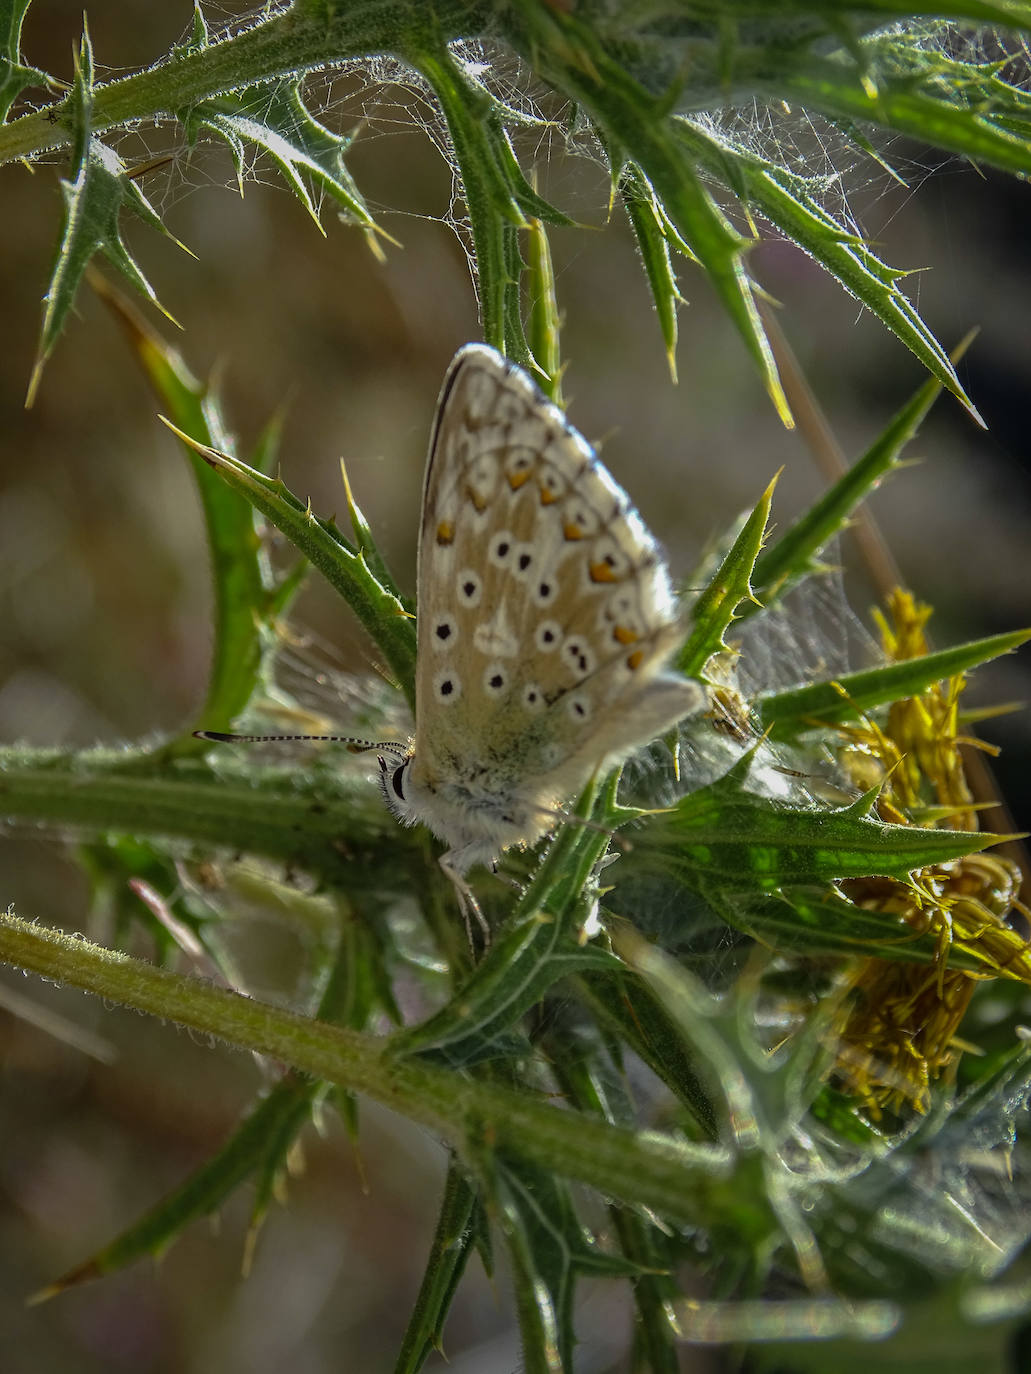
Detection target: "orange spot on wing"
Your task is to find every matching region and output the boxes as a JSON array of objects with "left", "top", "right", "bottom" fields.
[
  {"left": 590, "top": 561, "right": 618, "bottom": 583},
  {"left": 613, "top": 625, "right": 638, "bottom": 645},
  {"left": 436, "top": 521, "right": 454, "bottom": 545},
  {"left": 466, "top": 486, "right": 488, "bottom": 512},
  {"left": 563, "top": 522, "right": 584, "bottom": 540},
  {"left": 507, "top": 469, "right": 532, "bottom": 490},
  {"left": 540, "top": 486, "right": 559, "bottom": 505},
  {"left": 627, "top": 649, "right": 644, "bottom": 670}
]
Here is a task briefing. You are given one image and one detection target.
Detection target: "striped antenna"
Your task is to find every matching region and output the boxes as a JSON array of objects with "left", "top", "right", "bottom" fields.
[{"left": 194, "top": 731, "right": 408, "bottom": 756}]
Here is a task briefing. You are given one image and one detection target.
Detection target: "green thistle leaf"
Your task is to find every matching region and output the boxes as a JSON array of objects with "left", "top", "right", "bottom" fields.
[
  {"left": 673, "top": 118, "right": 982, "bottom": 422},
  {"left": 621, "top": 164, "right": 682, "bottom": 382},
  {"left": 0, "top": 0, "right": 50, "bottom": 122},
  {"left": 395, "top": 1162, "right": 485, "bottom": 1373},
  {"left": 679, "top": 473, "right": 778, "bottom": 677},
  {"left": 640, "top": 754, "right": 1005, "bottom": 892},
  {"left": 759, "top": 627, "right": 1031, "bottom": 737},
  {"left": 161, "top": 423, "right": 417, "bottom": 710},
  {"left": 27, "top": 23, "right": 187, "bottom": 405},
  {"left": 94, "top": 278, "right": 304, "bottom": 750},
  {"left": 185, "top": 80, "right": 386, "bottom": 249}
]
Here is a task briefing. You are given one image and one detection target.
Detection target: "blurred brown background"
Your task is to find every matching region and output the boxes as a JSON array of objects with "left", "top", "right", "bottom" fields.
[{"left": 1, "top": 4, "right": 1029, "bottom": 1371}]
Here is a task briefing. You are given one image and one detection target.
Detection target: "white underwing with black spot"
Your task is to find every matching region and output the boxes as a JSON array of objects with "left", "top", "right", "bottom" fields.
[{"left": 379, "top": 344, "right": 704, "bottom": 918}]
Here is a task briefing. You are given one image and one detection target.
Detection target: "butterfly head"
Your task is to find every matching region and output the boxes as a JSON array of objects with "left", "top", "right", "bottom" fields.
[{"left": 377, "top": 748, "right": 421, "bottom": 830}]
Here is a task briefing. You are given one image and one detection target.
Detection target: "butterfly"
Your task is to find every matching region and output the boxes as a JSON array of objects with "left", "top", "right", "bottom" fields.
[
  {"left": 199, "top": 345, "right": 703, "bottom": 921},
  {"left": 377, "top": 346, "right": 702, "bottom": 911}
]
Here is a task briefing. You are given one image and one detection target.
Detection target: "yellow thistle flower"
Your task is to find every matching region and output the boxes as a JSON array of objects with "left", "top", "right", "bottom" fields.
[{"left": 834, "top": 589, "right": 1029, "bottom": 1116}]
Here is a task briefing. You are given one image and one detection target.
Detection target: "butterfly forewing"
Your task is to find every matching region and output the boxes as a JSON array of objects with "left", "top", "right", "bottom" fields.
[{"left": 414, "top": 346, "right": 700, "bottom": 800}]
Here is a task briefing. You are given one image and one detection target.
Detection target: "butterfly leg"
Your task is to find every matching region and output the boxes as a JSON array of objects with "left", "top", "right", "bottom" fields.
[
  {"left": 438, "top": 849, "right": 491, "bottom": 946},
  {"left": 491, "top": 869, "right": 526, "bottom": 896}
]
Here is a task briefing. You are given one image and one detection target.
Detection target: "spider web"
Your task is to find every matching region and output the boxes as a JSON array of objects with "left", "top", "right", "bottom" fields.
[{"left": 121, "top": 9, "right": 984, "bottom": 287}]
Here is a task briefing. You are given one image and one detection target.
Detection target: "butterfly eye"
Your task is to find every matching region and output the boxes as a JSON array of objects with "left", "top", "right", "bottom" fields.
[{"left": 390, "top": 762, "right": 408, "bottom": 801}]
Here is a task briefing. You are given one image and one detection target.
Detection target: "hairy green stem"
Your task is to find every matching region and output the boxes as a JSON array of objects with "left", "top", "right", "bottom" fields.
[
  {"left": 0, "top": 745, "right": 393, "bottom": 882},
  {"left": 0, "top": 911, "right": 741, "bottom": 1228},
  {"left": 0, "top": 1, "right": 490, "bottom": 166}
]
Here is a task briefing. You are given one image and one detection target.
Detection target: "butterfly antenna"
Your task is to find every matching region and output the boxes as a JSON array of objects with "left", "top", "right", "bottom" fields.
[{"left": 194, "top": 730, "right": 409, "bottom": 756}]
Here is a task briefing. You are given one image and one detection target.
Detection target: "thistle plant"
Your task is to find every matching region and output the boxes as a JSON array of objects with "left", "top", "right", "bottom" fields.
[{"left": 2, "top": 4, "right": 1031, "bottom": 1371}]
